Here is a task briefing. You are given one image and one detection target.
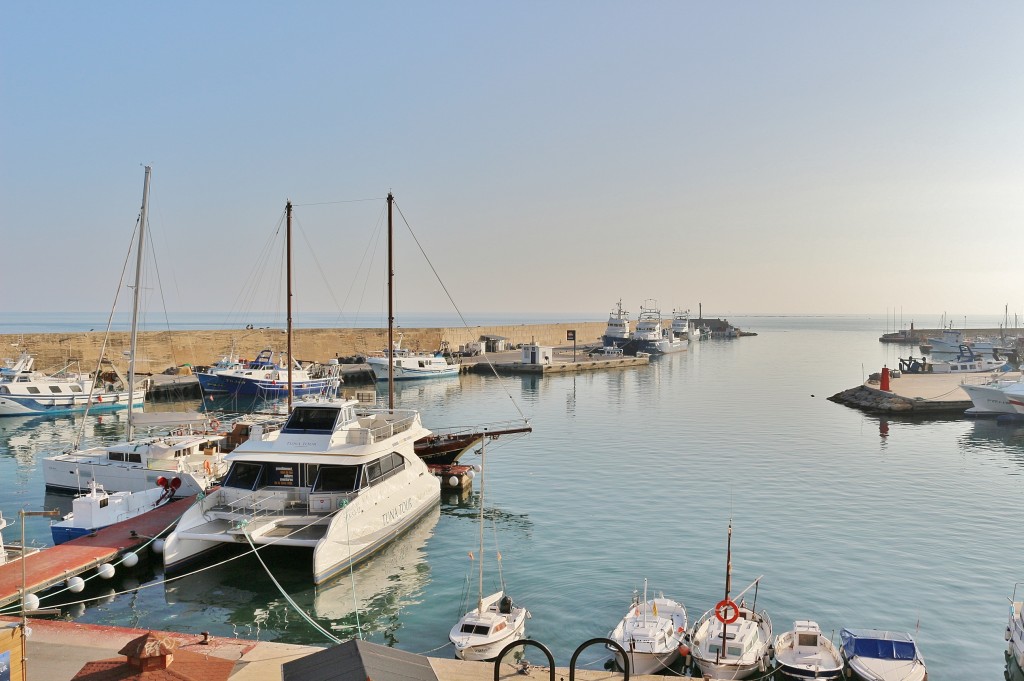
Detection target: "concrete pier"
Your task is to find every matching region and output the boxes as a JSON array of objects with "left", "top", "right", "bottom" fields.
[{"left": 828, "top": 371, "right": 1018, "bottom": 413}]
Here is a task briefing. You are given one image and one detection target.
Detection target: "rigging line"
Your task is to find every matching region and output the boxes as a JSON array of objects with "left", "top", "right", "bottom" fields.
[
  {"left": 293, "top": 197, "right": 386, "bottom": 207},
  {"left": 294, "top": 217, "right": 348, "bottom": 324},
  {"left": 144, "top": 212, "right": 179, "bottom": 369},
  {"left": 242, "top": 528, "right": 342, "bottom": 644},
  {"left": 75, "top": 216, "right": 141, "bottom": 448},
  {"left": 392, "top": 200, "right": 528, "bottom": 422},
  {"left": 332, "top": 202, "right": 388, "bottom": 330},
  {"left": 226, "top": 211, "right": 287, "bottom": 328}
]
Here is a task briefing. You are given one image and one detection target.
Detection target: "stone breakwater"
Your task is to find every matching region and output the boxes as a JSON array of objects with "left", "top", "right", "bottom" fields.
[
  {"left": 828, "top": 383, "right": 916, "bottom": 412},
  {"left": 1, "top": 322, "right": 607, "bottom": 375}
]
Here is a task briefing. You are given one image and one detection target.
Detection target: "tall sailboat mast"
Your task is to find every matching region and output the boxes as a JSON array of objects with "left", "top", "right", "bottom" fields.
[
  {"left": 286, "top": 200, "right": 294, "bottom": 412},
  {"left": 126, "top": 165, "right": 151, "bottom": 442},
  {"left": 720, "top": 520, "right": 733, "bottom": 661},
  {"left": 477, "top": 434, "right": 486, "bottom": 614},
  {"left": 387, "top": 192, "right": 395, "bottom": 409}
]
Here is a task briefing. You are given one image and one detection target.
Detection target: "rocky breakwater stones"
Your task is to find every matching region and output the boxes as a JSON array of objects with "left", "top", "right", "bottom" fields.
[{"left": 828, "top": 378, "right": 916, "bottom": 413}]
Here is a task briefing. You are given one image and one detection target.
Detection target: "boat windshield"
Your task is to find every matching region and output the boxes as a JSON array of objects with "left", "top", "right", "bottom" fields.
[{"left": 282, "top": 406, "right": 339, "bottom": 434}]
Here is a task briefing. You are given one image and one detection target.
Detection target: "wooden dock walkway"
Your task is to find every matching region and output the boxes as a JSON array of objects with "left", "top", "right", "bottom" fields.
[{"left": 0, "top": 494, "right": 194, "bottom": 609}]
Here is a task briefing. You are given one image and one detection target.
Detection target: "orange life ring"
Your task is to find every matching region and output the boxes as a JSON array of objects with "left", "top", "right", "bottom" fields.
[
  {"left": 714, "top": 599, "right": 739, "bottom": 624},
  {"left": 210, "top": 419, "right": 221, "bottom": 430},
  {"left": 203, "top": 459, "right": 212, "bottom": 475}
]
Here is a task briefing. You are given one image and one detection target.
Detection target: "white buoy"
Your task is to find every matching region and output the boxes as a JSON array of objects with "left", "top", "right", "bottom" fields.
[
  {"left": 466, "top": 469, "right": 476, "bottom": 480},
  {"left": 97, "top": 563, "right": 115, "bottom": 579},
  {"left": 22, "top": 593, "right": 39, "bottom": 612},
  {"left": 448, "top": 476, "right": 460, "bottom": 487},
  {"left": 121, "top": 551, "right": 139, "bottom": 568},
  {"left": 151, "top": 539, "right": 165, "bottom": 554},
  {"left": 66, "top": 576, "right": 85, "bottom": 593},
  {"left": 472, "top": 465, "right": 482, "bottom": 473}
]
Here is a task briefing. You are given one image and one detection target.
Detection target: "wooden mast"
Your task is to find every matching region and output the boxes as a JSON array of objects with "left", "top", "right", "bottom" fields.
[
  {"left": 720, "top": 520, "right": 733, "bottom": 662},
  {"left": 387, "top": 192, "right": 395, "bottom": 410},
  {"left": 126, "top": 165, "right": 151, "bottom": 442},
  {"left": 286, "top": 200, "right": 294, "bottom": 412}
]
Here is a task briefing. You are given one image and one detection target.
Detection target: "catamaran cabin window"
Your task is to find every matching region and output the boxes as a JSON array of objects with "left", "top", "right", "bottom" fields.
[
  {"left": 49, "top": 385, "right": 63, "bottom": 393},
  {"left": 313, "top": 465, "right": 361, "bottom": 492},
  {"left": 224, "top": 462, "right": 264, "bottom": 490},
  {"left": 365, "top": 453, "right": 406, "bottom": 486},
  {"left": 69, "top": 384, "right": 83, "bottom": 392},
  {"left": 108, "top": 451, "right": 142, "bottom": 463}
]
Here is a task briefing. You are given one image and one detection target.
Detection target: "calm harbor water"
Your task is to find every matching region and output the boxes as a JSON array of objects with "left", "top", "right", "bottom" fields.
[{"left": 1, "top": 315, "right": 1021, "bottom": 678}]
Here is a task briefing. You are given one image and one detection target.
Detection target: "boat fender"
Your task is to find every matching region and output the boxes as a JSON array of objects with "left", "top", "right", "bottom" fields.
[
  {"left": 677, "top": 644, "right": 689, "bottom": 657},
  {"left": 1007, "top": 627, "right": 1012, "bottom": 642},
  {"left": 844, "top": 667, "right": 852, "bottom": 678},
  {"left": 204, "top": 459, "right": 212, "bottom": 475}
]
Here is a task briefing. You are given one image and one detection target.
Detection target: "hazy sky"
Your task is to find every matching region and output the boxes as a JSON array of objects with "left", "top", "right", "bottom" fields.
[{"left": 4, "top": 2, "right": 1024, "bottom": 322}]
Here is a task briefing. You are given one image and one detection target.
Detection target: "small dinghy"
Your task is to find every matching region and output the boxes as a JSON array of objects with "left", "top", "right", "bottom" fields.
[
  {"left": 51, "top": 477, "right": 181, "bottom": 545},
  {"left": 840, "top": 628, "right": 927, "bottom": 681},
  {"left": 774, "top": 620, "right": 842, "bottom": 679},
  {"left": 607, "top": 578, "right": 688, "bottom": 674}
]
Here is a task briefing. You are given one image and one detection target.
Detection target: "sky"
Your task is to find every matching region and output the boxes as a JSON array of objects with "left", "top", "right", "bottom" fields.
[{"left": 3, "top": 2, "right": 1024, "bottom": 322}]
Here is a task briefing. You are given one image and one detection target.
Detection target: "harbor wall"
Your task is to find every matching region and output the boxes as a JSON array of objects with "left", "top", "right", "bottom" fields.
[{"left": 0, "top": 322, "right": 608, "bottom": 375}]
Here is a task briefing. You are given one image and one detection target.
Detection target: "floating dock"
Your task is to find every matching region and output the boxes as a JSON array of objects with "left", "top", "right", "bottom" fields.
[{"left": 0, "top": 494, "right": 194, "bottom": 608}]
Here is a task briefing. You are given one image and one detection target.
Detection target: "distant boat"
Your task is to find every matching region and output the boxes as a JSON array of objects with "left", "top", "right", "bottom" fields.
[
  {"left": 0, "top": 351, "right": 143, "bottom": 417},
  {"left": 671, "top": 309, "right": 696, "bottom": 342},
  {"left": 626, "top": 301, "right": 687, "bottom": 355},
  {"left": 606, "top": 578, "right": 688, "bottom": 675},
  {"left": 601, "top": 300, "right": 631, "bottom": 348},
  {"left": 839, "top": 628, "right": 926, "bottom": 681},
  {"left": 50, "top": 478, "right": 181, "bottom": 545},
  {"left": 899, "top": 345, "right": 1008, "bottom": 374},
  {"left": 773, "top": 620, "right": 843, "bottom": 680},
  {"left": 366, "top": 335, "right": 460, "bottom": 381},
  {"left": 198, "top": 348, "right": 341, "bottom": 396}
]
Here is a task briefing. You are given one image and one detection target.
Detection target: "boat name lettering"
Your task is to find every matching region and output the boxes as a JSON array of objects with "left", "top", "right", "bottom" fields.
[
  {"left": 382, "top": 498, "right": 414, "bottom": 525},
  {"left": 284, "top": 440, "right": 318, "bottom": 447}
]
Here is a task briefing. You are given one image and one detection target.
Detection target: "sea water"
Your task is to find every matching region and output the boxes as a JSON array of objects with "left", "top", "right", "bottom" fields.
[{"left": 1, "top": 315, "right": 1021, "bottom": 678}]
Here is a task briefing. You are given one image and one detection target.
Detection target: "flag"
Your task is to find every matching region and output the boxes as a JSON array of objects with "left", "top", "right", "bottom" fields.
[
  {"left": 468, "top": 551, "right": 474, "bottom": 560},
  {"left": 652, "top": 601, "right": 658, "bottom": 617}
]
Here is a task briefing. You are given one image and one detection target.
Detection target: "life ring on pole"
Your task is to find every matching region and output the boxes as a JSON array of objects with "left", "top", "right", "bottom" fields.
[
  {"left": 203, "top": 459, "right": 212, "bottom": 475},
  {"left": 714, "top": 599, "right": 739, "bottom": 624}
]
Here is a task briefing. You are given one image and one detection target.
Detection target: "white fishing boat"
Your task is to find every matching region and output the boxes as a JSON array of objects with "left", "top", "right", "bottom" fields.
[
  {"left": 164, "top": 196, "right": 442, "bottom": 585},
  {"left": 200, "top": 348, "right": 342, "bottom": 396},
  {"left": 1008, "top": 583, "right": 1024, "bottom": 674},
  {"left": 899, "top": 345, "right": 1008, "bottom": 375},
  {"left": 50, "top": 478, "right": 182, "bottom": 545},
  {"left": 690, "top": 523, "right": 772, "bottom": 680},
  {"left": 922, "top": 327, "right": 1002, "bottom": 354},
  {"left": 601, "top": 300, "right": 631, "bottom": 348},
  {"left": 0, "top": 351, "right": 143, "bottom": 417},
  {"left": 961, "top": 376, "right": 1024, "bottom": 415},
  {"left": 628, "top": 301, "right": 687, "bottom": 355},
  {"left": 839, "top": 629, "right": 927, "bottom": 681},
  {"left": 42, "top": 168, "right": 228, "bottom": 497},
  {"left": 606, "top": 579, "right": 688, "bottom": 674},
  {"left": 366, "top": 335, "right": 459, "bottom": 381},
  {"left": 773, "top": 620, "right": 843, "bottom": 680},
  {"left": 671, "top": 308, "right": 695, "bottom": 342},
  {"left": 449, "top": 436, "right": 528, "bottom": 661}
]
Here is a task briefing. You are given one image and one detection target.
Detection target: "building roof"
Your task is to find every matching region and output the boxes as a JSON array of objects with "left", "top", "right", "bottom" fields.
[{"left": 282, "top": 639, "right": 438, "bottom": 681}]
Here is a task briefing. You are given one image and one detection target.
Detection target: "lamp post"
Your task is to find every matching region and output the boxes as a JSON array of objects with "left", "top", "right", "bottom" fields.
[{"left": 19, "top": 509, "right": 58, "bottom": 681}]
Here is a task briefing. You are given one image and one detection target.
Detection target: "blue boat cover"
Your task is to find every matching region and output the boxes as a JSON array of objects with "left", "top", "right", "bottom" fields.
[{"left": 840, "top": 629, "right": 918, "bottom": 660}]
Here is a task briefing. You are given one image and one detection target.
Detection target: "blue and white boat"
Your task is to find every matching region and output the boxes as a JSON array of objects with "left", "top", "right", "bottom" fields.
[
  {"left": 839, "top": 628, "right": 927, "bottom": 681},
  {"left": 50, "top": 478, "right": 182, "bottom": 545},
  {"left": 601, "top": 300, "right": 631, "bottom": 348},
  {"left": 199, "top": 348, "right": 341, "bottom": 396},
  {"left": 0, "top": 351, "right": 143, "bottom": 417}
]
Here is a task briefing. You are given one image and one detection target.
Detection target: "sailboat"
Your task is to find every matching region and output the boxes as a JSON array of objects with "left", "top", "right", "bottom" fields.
[
  {"left": 163, "top": 194, "right": 441, "bottom": 584},
  {"left": 689, "top": 522, "right": 773, "bottom": 679},
  {"left": 448, "top": 435, "right": 529, "bottom": 661},
  {"left": 42, "top": 167, "right": 228, "bottom": 496}
]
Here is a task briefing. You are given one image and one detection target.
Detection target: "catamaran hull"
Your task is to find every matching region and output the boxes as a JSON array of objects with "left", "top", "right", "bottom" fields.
[
  {"left": 163, "top": 483, "right": 441, "bottom": 585},
  {"left": 0, "top": 390, "right": 143, "bottom": 417}
]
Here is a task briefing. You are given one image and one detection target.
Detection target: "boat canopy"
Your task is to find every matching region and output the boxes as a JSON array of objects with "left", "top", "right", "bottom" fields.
[{"left": 840, "top": 629, "right": 918, "bottom": 660}]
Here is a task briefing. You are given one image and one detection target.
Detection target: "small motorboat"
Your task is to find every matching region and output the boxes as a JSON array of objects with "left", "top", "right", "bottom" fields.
[
  {"left": 839, "top": 628, "right": 927, "bottom": 681},
  {"left": 607, "top": 579, "right": 688, "bottom": 675},
  {"left": 50, "top": 478, "right": 181, "bottom": 545},
  {"left": 1008, "top": 583, "right": 1024, "bottom": 674},
  {"left": 773, "top": 620, "right": 842, "bottom": 679},
  {"left": 899, "top": 344, "right": 1007, "bottom": 374}
]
